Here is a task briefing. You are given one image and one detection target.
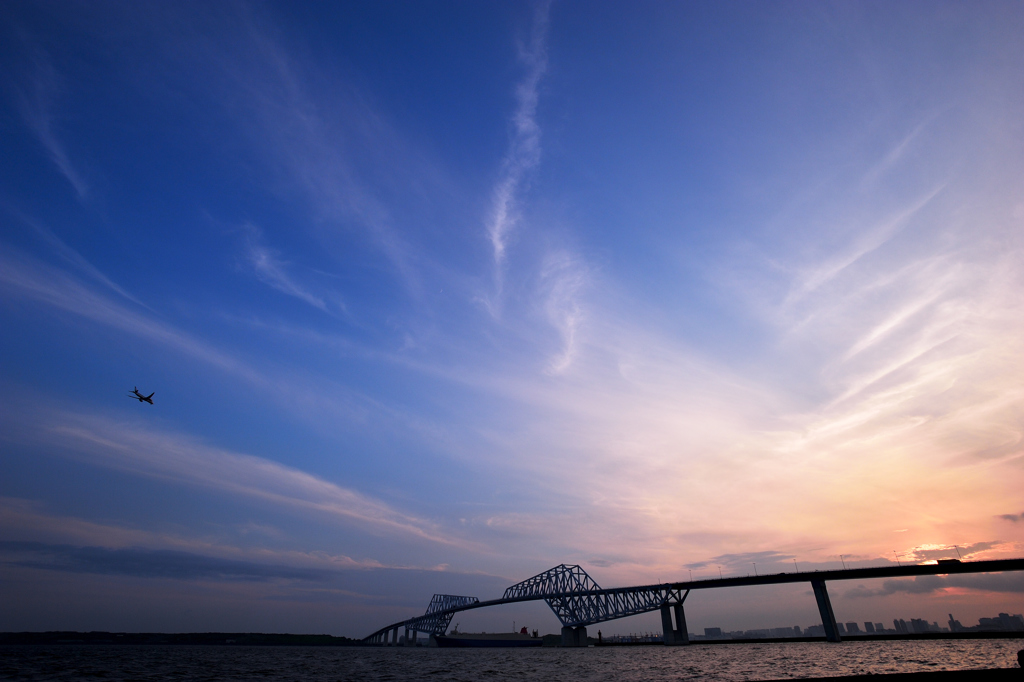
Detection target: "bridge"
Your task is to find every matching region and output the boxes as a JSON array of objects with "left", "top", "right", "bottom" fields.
[{"left": 363, "top": 558, "right": 1024, "bottom": 647}]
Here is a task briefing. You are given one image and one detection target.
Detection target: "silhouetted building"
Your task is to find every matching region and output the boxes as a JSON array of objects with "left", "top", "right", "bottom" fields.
[
  {"left": 978, "top": 613, "right": 1024, "bottom": 631},
  {"left": 704, "top": 627, "right": 722, "bottom": 637},
  {"left": 864, "top": 622, "right": 875, "bottom": 633},
  {"left": 845, "top": 622, "right": 860, "bottom": 634},
  {"left": 999, "top": 613, "right": 1024, "bottom": 631},
  {"left": 948, "top": 614, "right": 963, "bottom": 632},
  {"left": 908, "top": 618, "right": 941, "bottom": 633},
  {"left": 835, "top": 622, "right": 846, "bottom": 635},
  {"left": 769, "top": 627, "right": 801, "bottom": 638}
]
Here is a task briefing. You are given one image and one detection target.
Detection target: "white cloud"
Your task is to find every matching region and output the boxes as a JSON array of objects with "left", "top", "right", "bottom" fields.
[
  {"left": 14, "top": 211, "right": 148, "bottom": 308},
  {"left": 414, "top": 196, "right": 1024, "bottom": 580},
  {"left": 784, "top": 185, "right": 944, "bottom": 304},
  {"left": 15, "top": 48, "right": 89, "bottom": 199},
  {"left": 0, "top": 247, "right": 260, "bottom": 382},
  {"left": 242, "top": 226, "right": 333, "bottom": 313},
  {"left": 211, "top": 13, "right": 427, "bottom": 296},
  {"left": 6, "top": 409, "right": 468, "bottom": 548},
  {"left": 539, "top": 250, "right": 587, "bottom": 374},
  {"left": 483, "top": 2, "right": 550, "bottom": 311}
]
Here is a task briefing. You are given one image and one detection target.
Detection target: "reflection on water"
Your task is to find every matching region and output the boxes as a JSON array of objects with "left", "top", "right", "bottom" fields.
[{"left": 1, "top": 640, "right": 1022, "bottom": 681}]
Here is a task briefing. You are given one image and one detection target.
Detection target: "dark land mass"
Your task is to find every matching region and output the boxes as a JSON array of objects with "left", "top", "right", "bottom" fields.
[{"left": 0, "top": 632, "right": 360, "bottom": 646}]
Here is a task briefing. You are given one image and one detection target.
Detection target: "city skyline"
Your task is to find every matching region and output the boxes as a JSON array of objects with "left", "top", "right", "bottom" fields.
[{"left": 2, "top": 1, "right": 1024, "bottom": 637}]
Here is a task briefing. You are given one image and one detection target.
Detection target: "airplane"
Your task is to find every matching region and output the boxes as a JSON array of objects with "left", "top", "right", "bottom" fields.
[{"left": 128, "top": 387, "right": 154, "bottom": 404}]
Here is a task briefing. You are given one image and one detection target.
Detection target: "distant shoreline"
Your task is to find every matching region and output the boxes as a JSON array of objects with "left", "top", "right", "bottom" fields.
[
  {"left": 595, "top": 631, "right": 1024, "bottom": 646},
  {"left": 0, "top": 632, "right": 361, "bottom": 646},
  {"left": 1, "top": 630, "right": 1022, "bottom": 647}
]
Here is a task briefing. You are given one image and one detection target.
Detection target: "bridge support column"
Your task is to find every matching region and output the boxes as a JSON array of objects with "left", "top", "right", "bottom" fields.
[
  {"left": 391, "top": 626, "right": 400, "bottom": 646},
  {"left": 561, "top": 626, "right": 588, "bottom": 646},
  {"left": 404, "top": 626, "right": 411, "bottom": 646},
  {"left": 673, "top": 603, "right": 690, "bottom": 644},
  {"left": 661, "top": 605, "right": 676, "bottom": 645},
  {"left": 811, "top": 579, "right": 841, "bottom": 643},
  {"left": 661, "top": 603, "right": 689, "bottom": 645},
  {"left": 574, "top": 626, "right": 588, "bottom": 646}
]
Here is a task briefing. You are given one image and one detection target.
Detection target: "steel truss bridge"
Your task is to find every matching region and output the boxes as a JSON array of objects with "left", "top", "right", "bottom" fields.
[{"left": 364, "top": 558, "right": 1024, "bottom": 647}]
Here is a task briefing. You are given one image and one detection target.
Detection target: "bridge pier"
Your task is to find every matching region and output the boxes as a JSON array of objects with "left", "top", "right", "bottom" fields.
[
  {"left": 673, "top": 602, "right": 689, "bottom": 644},
  {"left": 561, "top": 625, "right": 588, "bottom": 646},
  {"left": 811, "top": 579, "right": 841, "bottom": 643},
  {"left": 661, "top": 603, "right": 689, "bottom": 645},
  {"left": 661, "top": 605, "right": 675, "bottom": 645},
  {"left": 391, "top": 626, "right": 400, "bottom": 646}
]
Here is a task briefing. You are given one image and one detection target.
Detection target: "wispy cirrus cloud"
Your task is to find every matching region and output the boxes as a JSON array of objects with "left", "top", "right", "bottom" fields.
[
  {"left": 3, "top": 408, "right": 468, "bottom": 548},
  {"left": 539, "top": 250, "right": 587, "bottom": 374},
  {"left": 783, "top": 185, "right": 944, "bottom": 305},
  {"left": 0, "top": 243, "right": 464, "bottom": 484},
  {"left": 0, "top": 498, "right": 509, "bottom": 619},
  {"left": 13, "top": 45, "right": 89, "bottom": 199},
  {"left": 1, "top": 541, "right": 335, "bottom": 583},
  {"left": 242, "top": 226, "right": 335, "bottom": 313},
  {"left": 860, "top": 114, "right": 938, "bottom": 187},
  {"left": 0, "top": 496, "right": 431, "bottom": 573},
  {"left": 11, "top": 210, "right": 148, "bottom": 308},
  {"left": 483, "top": 1, "right": 550, "bottom": 311},
  {"left": 204, "top": 11, "right": 429, "bottom": 297},
  {"left": 427, "top": 188, "right": 1024, "bottom": 582},
  {"left": 0, "top": 247, "right": 260, "bottom": 382}
]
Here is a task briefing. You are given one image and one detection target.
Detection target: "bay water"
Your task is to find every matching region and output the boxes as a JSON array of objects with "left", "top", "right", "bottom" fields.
[{"left": 2, "top": 639, "right": 1022, "bottom": 681}]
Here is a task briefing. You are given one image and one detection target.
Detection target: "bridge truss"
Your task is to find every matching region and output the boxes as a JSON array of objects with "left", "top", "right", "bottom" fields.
[
  {"left": 503, "top": 564, "right": 687, "bottom": 628},
  {"left": 407, "top": 594, "right": 478, "bottom": 635},
  {"left": 364, "top": 564, "right": 687, "bottom": 643}
]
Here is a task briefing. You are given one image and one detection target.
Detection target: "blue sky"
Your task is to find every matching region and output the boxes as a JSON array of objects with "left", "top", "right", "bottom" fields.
[{"left": 2, "top": 1, "right": 1023, "bottom": 636}]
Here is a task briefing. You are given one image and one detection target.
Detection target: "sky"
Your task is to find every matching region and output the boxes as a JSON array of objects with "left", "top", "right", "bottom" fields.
[{"left": 1, "top": 1, "right": 1023, "bottom": 638}]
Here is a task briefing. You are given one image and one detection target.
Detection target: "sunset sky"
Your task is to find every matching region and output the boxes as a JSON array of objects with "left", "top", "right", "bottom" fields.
[{"left": 1, "top": 1, "right": 1023, "bottom": 637}]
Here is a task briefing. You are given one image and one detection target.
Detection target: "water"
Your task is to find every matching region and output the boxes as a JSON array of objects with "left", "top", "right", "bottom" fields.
[{"left": 1, "top": 640, "right": 1022, "bottom": 681}]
